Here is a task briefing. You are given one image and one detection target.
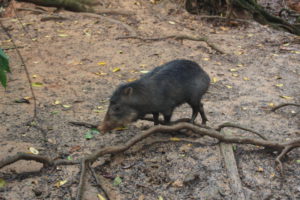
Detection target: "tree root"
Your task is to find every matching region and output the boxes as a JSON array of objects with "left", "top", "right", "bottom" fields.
[
  {"left": 116, "top": 34, "right": 225, "bottom": 54},
  {"left": 216, "top": 122, "right": 268, "bottom": 140},
  {"left": 0, "top": 152, "right": 79, "bottom": 169},
  {"left": 271, "top": 103, "right": 300, "bottom": 112},
  {"left": 79, "top": 12, "right": 137, "bottom": 36},
  {"left": 1, "top": 122, "right": 299, "bottom": 200}
]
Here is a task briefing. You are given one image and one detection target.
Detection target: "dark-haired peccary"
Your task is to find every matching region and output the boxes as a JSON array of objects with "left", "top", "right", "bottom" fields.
[{"left": 99, "top": 59, "right": 210, "bottom": 133}]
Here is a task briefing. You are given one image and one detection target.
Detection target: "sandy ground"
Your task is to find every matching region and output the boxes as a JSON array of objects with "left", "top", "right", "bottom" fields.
[{"left": 0, "top": 0, "right": 299, "bottom": 199}]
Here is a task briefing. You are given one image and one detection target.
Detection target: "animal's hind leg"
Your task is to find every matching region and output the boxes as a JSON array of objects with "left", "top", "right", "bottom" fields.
[
  {"left": 199, "top": 102, "right": 208, "bottom": 124},
  {"left": 152, "top": 112, "right": 159, "bottom": 125},
  {"left": 190, "top": 105, "right": 199, "bottom": 123}
]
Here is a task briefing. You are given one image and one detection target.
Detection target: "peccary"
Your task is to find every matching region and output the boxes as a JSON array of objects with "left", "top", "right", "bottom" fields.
[{"left": 99, "top": 59, "right": 210, "bottom": 133}]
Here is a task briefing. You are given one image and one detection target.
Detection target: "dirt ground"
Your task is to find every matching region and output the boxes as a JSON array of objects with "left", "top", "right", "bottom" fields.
[{"left": 0, "top": 0, "right": 299, "bottom": 200}]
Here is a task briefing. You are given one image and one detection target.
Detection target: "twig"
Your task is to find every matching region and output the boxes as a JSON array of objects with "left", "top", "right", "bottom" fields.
[
  {"left": 216, "top": 122, "right": 268, "bottom": 140},
  {"left": 78, "top": 12, "right": 137, "bottom": 36},
  {"left": 0, "top": 21, "right": 37, "bottom": 118},
  {"left": 220, "top": 129, "right": 245, "bottom": 200},
  {"left": 271, "top": 103, "right": 300, "bottom": 112},
  {"left": 116, "top": 34, "right": 225, "bottom": 54},
  {"left": 69, "top": 121, "right": 98, "bottom": 129}
]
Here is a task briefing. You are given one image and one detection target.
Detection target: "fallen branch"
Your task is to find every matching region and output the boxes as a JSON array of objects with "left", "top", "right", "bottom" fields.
[
  {"left": 271, "top": 103, "right": 300, "bottom": 112},
  {"left": 116, "top": 34, "right": 225, "bottom": 54},
  {"left": 220, "top": 129, "right": 245, "bottom": 200}
]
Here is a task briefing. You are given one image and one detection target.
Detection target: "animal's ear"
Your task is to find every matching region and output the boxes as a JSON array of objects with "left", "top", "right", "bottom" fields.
[{"left": 123, "top": 87, "right": 133, "bottom": 96}]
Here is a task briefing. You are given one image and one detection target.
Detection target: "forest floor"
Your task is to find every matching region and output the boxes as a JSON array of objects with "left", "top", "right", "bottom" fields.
[{"left": 0, "top": 0, "right": 299, "bottom": 199}]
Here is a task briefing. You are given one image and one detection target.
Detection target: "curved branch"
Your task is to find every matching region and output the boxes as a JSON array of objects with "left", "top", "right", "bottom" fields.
[
  {"left": 216, "top": 122, "right": 268, "bottom": 140},
  {"left": 271, "top": 103, "right": 300, "bottom": 112}
]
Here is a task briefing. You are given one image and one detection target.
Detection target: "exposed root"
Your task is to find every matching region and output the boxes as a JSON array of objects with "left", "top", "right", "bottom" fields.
[
  {"left": 79, "top": 12, "right": 137, "bottom": 36},
  {"left": 89, "top": 163, "right": 111, "bottom": 200},
  {"left": 1, "top": 122, "right": 299, "bottom": 200},
  {"left": 0, "top": 152, "right": 79, "bottom": 169},
  {"left": 271, "top": 103, "right": 300, "bottom": 112},
  {"left": 116, "top": 34, "right": 225, "bottom": 54},
  {"left": 216, "top": 122, "right": 268, "bottom": 140}
]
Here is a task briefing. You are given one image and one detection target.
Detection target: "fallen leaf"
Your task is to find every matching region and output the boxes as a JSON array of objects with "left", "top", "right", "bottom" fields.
[
  {"left": 280, "top": 95, "right": 293, "bottom": 100},
  {"left": 202, "top": 57, "right": 210, "bottom": 61},
  {"left": 243, "top": 77, "right": 249, "bottom": 81},
  {"left": 229, "top": 68, "right": 238, "bottom": 72},
  {"left": 220, "top": 26, "right": 229, "bottom": 31},
  {"left": 257, "top": 167, "right": 264, "bottom": 172},
  {"left": 32, "top": 82, "right": 43, "bottom": 87},
  {"left": 170, "top": 137, "right": 181, "bottom": 141},
  {"left": 97, "top": 62, "right": 106, "bottom": 66},
  {"left": 113, "top": 176, "right": 122, "bottom": 186},
  {"left": 226, "top": 85, "right": 232, "bottom": 89},
  {"left": 241, "top": 107, "right": 247, "bottom": 110},
  {"left": 14, "top": 98, "right": 30, "bottom": 104},
  {"left": 0, "top": 178, "right": 6, "bottom": 188},
  {"left": 127, "top": 78, "right": 136, "bottom": 82},
  {"left": 54, "top": 100, "right": 61, "bottom": 105},
  {"left": 232, "top": 145, "right": 237, "bottom": 151},
  {"left": 172, "top": 179, "right": 184, "bottom": 187},
  {"left": 84, "top": 132, "right": 93, "bottom": 139},
  {"left": 51, "top": 111, "right": 60, "bottom": 115},
  {"left": 95, "top": 72, "right": 108, "bottom": 76},
  {"left": 97, "top": 194, "right": 106, "bottom": 200},
  {"left": 69, "top": 145, "right": 81, "bottom": 153},
  {"left": 212, "top": 77, "right": 218, "bottom": 83},
  {"left": 114, "top": 126, "right": 127, "bottom": 131},
  {"left": 118, "top": 50, "right": 123, "bottom": 54},
  {"left": 62, "top": 104, "right": 72, "bottom": 108},
  {"left": 29, "top": 147, "right": 39, "bottom": 155},
  {"left": 55, "top": 180, "right": 67, "bottom": 187},
  {"left": 140, "top": 70, "right": 149, "bottom": 74},
  {"left": 275, "top": 83, "right": 283, "bottom": 87},
  {"left": 274, "top": 75, "right": 282, "bottom": 80},
  {"left": 112, "top": 67, "right": 120, "bottom": 72},
  {"left": 232, "top": 73, "right": 239, "bottom": 77},
  {"left": 268, "top": 103, "right": 275, "bottom": 107},
  {"left": 270, "top": 173, "right": 275, "bottom": 178},
  {"left": 158, "top": 196, "right": 164, "bottom": 200},
  {"left": 58, "top": 34, "right": 69, "bottom": 37},
  {"left": 67, "top": 156, "right": 72, "bottom": 160},
  {"left": 32, "top": 74, "right": 37, "bottom": 78},
  {"left": 247, "top": 33, "right": 254, "bottom": 37},
  {"left": 168, "top": 21, "right": 176, "bottom": 25}
]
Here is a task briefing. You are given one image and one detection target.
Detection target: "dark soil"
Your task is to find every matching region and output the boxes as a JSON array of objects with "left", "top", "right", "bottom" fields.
[{"left": 0, "top": 0, "right": 299, "bottom": 200}]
